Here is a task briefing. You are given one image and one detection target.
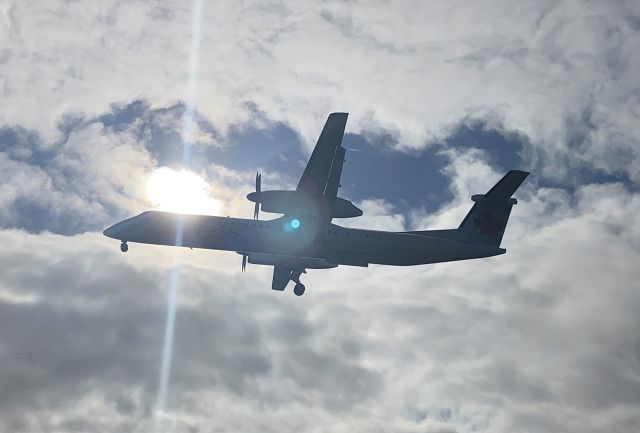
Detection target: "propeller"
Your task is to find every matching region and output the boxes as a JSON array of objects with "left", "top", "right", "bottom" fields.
[
  {"left": 243, "top": 172, "right": 261, "bottom": 271},
  {"left": 253, "top": 172, "right": 261, "bottom": 220}
]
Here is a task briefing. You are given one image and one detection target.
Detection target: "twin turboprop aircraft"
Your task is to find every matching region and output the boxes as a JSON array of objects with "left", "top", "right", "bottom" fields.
[{"left": 104, "top": 113, "right": 529, "bottom": 296}]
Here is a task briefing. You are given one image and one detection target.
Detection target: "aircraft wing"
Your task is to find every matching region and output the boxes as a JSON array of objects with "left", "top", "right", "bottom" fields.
[
  {"left": 297, "top": 112, "right": 348, "bottom": 197},
  {"left": 324, "top": 145, "right": 345, "bottom": 200}
]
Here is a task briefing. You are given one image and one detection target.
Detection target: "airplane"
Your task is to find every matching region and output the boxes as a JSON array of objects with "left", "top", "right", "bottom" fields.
[{"left": 104, "top": 113, "right": 529, "bottom": 296}]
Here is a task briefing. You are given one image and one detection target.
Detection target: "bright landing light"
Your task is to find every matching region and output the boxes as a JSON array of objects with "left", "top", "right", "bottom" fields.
[{"left": 146, "top": 167, "right": 220, "bottom": 215}]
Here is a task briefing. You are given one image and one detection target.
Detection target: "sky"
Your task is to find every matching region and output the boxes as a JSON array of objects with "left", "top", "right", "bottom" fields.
[{"left": 1, "top": 1, "right": 640, "bottom": 432}]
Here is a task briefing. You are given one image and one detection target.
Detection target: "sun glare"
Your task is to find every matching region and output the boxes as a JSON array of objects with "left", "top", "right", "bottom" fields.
[{"left": 146, "top": 167, "right": 220, "bottom": 215}]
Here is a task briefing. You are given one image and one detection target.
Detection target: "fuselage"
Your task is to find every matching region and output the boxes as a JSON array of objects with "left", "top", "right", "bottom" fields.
[{"left": 103, "top": 211, "right": 504, "bottom": 267}]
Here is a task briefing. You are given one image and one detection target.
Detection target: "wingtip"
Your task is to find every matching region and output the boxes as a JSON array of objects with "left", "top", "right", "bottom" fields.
[{"left": 509, "top": 169, "right": 530, "bottom": 177}]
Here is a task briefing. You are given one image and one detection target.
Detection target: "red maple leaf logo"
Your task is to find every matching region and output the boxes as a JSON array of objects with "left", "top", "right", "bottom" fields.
[{"left": 473, "top": 211, "right": 505, "bottom": 237}]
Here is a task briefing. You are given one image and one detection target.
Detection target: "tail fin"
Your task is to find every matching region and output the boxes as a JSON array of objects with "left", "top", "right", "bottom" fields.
[{"left": 457, "top": 170, "right": 529, "bottom": 246}]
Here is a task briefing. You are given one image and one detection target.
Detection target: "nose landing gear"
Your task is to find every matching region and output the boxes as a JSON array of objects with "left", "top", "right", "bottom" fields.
[
  {"left": 290, "top": 268, "right": 306, "bottom": 296},
  {"left": 120, "top": 241, "right": 128, "bottom": 253}
]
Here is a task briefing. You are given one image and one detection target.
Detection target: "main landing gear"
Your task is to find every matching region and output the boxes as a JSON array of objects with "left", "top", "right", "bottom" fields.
[
  {"left": 293, "top": 283, "right": 306, "bottom": 296},
  {"left": 290, "top": 268, "right": 306, "bottom": 296},
  {"left": 120, "top": 241, "right": 128, "bottom": 253}
]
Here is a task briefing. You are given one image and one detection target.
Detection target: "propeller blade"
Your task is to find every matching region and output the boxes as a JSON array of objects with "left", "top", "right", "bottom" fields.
[
  {"left": 253, "top": 172, "right": 261, "bottom": 220},
  {"left": 242, "top": 254, "right": 247, "bottom": 272}
]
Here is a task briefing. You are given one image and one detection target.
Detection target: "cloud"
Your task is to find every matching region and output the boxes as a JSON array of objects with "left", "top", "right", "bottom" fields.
[
  {"left": 0, "top": 101, "right": 248, "bottom": 235},
  {"left": 0, "top": 230, "right": 382, "bottom": 432},
  {"left": 3, "top": 1, "right": 640, "bottom": 181},
  {"left": 340, "top": 198, "right": 406, "bottom": 231},
  {"left": 2, "top": 1, "right": 640, "bottom": 432},
  {"left": 0, "top": 119, "right": 154, "bottom": 234},
  {"left": 2, "top": 146, "right": 639, "bottom": 432}
]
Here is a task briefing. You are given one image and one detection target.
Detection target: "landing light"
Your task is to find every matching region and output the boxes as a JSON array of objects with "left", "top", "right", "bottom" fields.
[{"left": 290, "top": 218, "right": 300, "bottom": 229}]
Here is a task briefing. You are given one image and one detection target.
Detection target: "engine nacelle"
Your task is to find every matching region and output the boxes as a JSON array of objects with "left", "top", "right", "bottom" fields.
[{"left": 246, "top": 190, "right": 363, "bottom": 218}]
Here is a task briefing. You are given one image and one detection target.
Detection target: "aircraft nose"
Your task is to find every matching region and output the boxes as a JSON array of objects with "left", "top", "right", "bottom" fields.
[
  {"left": 103, "top": 223, "right": 120, "bottom": 239},
  {"left": 103, "top": 214, "right": 142, "bottom": 239}
]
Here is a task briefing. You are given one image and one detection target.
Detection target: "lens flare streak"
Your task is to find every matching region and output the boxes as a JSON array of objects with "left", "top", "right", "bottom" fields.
[{"left": 154, "top": 0, "right": 203, "bottom": 431}]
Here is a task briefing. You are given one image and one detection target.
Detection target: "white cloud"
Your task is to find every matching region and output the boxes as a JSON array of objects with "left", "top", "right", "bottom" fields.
[
  {"left": 2, "top": 1, "right": 640, "bottom": 432},
  {"left": 0, "top": 103, "right": 252, "bottom": 233},
  {"left": 2, "top": 148, "right": 639, "bottom": 432},
  {"left": 2, "top": 1, "right": 640, "bottom": 179},
  {"left": 340, "top": 198, "right": 406, "bottom": 231},
  {"left": 0, "top": 120, "right": 155, "bottom": 233}
]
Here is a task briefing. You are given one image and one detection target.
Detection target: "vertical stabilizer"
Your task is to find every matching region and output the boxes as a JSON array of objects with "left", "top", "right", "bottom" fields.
[{"left": 458, "top": 170, "right": 529, "bottom": 246}]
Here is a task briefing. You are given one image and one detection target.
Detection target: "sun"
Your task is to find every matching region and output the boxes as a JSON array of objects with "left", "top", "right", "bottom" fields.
[{"left": 146, "top": 167, "right": 221, "bottom": 215}]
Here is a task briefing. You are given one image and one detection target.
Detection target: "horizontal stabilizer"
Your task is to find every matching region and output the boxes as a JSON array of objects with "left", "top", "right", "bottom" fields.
[{"left": 484, "top": 170, "right": 529, "bottom": 201}]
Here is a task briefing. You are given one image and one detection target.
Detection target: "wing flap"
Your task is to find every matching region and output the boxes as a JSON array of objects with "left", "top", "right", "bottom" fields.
[
  {"left": 325, "top": 145, "right": 345, "bottom": 200},
  {"left": 271, "top": 266, "right": 291, "bottom": 291}
]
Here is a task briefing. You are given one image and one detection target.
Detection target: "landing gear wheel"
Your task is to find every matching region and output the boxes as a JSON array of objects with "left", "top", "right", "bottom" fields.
[
  {"left": 293, "top": 283, "right": 305, "bottom": 296},
  {"left": 120, "top": 242, "right": 128, "bottom": 253}
]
